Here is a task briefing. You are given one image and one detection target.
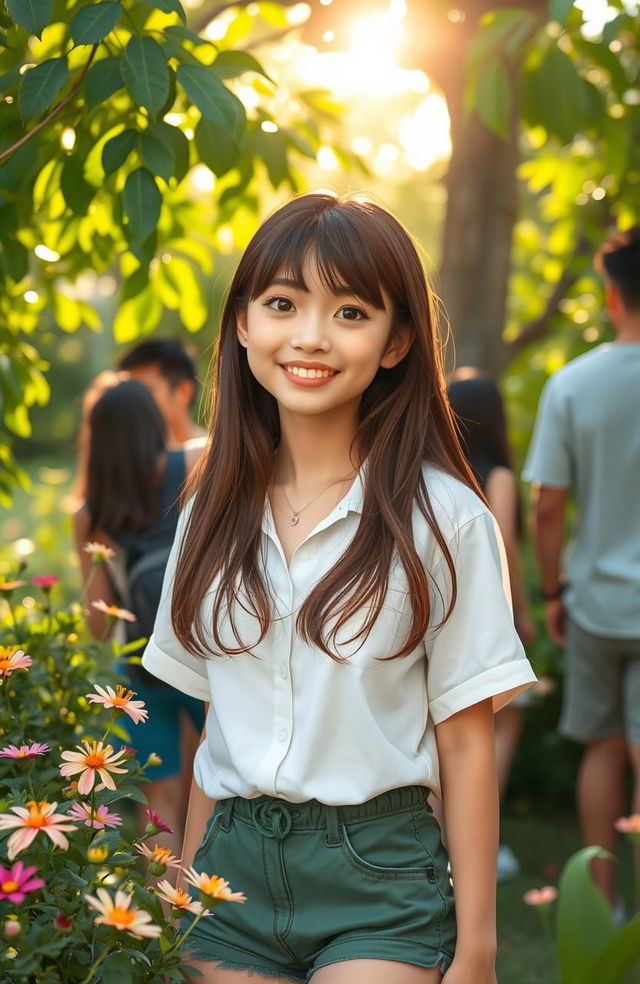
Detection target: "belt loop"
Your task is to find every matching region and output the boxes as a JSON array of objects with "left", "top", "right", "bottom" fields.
[
  {"left": 324, "top": 805, "right": 342, "bottom": 847},
  {"left": 219, "top": 798, "right": 234, "bottom": 831}
]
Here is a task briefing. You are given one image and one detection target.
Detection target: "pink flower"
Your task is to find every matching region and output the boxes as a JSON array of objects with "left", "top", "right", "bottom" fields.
[
  {"left": 0, "top": 743, "right": 49, "bottom": 760},
  {"left": 54, "top": 913, "right": 72, "bottom": 931},
  {"left": 615, "top": 815, "right": 640, "bottom": 834},
  {"left": 31, "top": 576, "right": 59, "bottom": 589},
  {"left": 0, "top": 648, "right": 31, "bottom": 678},
  {"left": 0, "top": 801, "right": 78, "bottom": 859},
  {"left": 86, "top": 684, "right": 148, "bottom": 724},
  {"left": 0, "top": 861, "right": 45, "bottom": 902},
  {"left": 523, "top": 886, "right": 558, "bottom": 906},
  {"left": 91, "top": 600, "right": 136, "bottom": 623},
  {"left": 85, "top": 888, "right": 162, "bottom": 938},
  {"left": 68, "top": 802, "right": 123, "bottom": 830},
  {"left": 59, "top": 740, "right": 128, "bottom": 795},
  {"left": 145, "top": 808, "right": 173, "bottom": 834}
]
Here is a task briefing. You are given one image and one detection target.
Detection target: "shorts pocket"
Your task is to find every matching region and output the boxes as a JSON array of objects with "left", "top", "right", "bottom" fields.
[
  {"left": 339, "top": 812, "right": 437, "bottom": 882},
  {"left": 193, "top": 812, "right": 223, "bottom": 865}
]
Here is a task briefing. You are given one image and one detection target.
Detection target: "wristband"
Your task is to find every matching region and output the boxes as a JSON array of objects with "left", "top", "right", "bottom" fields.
[{"left": 541, "top": 583, "right": 567, "bottom": 601}]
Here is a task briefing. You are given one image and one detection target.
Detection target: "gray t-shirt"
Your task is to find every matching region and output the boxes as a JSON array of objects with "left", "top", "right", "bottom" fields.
[{"left": 523, "top": 343, "right": 640, "bottom": 638}]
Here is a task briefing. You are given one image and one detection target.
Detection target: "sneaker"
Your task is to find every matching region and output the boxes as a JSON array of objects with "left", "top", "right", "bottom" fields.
[{"left": 497, "top": 843, "right": 520, "bottom": 882}]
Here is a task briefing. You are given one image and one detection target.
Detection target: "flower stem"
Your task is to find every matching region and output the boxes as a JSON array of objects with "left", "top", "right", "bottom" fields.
[{"left": 81, "top": 942, "right": 114, "bottom": 983}]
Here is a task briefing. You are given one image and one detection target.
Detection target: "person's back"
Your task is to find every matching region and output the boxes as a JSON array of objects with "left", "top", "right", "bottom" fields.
[
  {"left": 524, "top": 225, "right": 640, "bottom": 909},
  {"left": 525, "top": 306, "right": 640, "bottom": 638}
]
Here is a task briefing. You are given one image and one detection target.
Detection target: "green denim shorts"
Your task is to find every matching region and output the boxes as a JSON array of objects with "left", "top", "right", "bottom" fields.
[{"left": 183, "top": 785, "right": 456, "bottom": 982}]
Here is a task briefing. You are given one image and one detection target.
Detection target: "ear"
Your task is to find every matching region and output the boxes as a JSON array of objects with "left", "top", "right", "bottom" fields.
[
  {"left": 380, "top": 323, "right": 413, "bottom": 369},
  {"left": 605, "top": 283, "right": 620, "bottom": 323},
  {"left": 176, "top": 379, "right": 195, "bottom": 408},
  {"left": 236, "top": 309, "right": 248, "bottom": 348}
]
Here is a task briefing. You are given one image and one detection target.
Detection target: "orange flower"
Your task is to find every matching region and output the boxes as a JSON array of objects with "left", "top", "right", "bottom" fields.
[
  {"left": 91, "top": 600, "right": 136, "bottom": 623},
  {"left": 183, "top": 867, "right": 246, "bottom": 903},
  {"left": 87, "top": 684, "right": 148, "bottom": 724},
  {"left": 84, "top": 889, "right": 161, "bottom": 938},
  {"left": 0, "top": 801, "right": 78, "bottom": 860},
  {"left": 135, "top": 843, "right": 180, "bottom": 870},
  {"left": 0, "top": 580, "right": 26, "bottom": 592},
  {"left": 0, "top": 648, "right": 31, "bottom": 678},
  {"left": 155, "top": 880, "right": 206, "bottom": 915},
  {"left": 615, "top": 815, "right": 640, "bottom": 835},
  {"left": 59, "top": 741, "right": 128, "bottom": 795},
  {"left": 523, "top": 886, "right": 558, "bottom": 906}
]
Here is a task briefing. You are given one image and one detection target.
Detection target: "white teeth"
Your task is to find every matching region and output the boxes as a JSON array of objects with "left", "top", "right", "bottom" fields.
[{"left": 285, "top": 366, "right": 335, "bottom": 379}]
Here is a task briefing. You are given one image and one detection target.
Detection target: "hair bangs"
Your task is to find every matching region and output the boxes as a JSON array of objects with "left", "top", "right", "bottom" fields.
[{"left": 244, "top": 205, "right": 387, "bottom": 311}]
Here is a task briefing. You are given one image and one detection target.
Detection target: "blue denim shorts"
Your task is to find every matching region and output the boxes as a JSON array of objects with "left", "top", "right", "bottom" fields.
[{"left": 183, "top": 785, "right": 456, "bottom": 981}]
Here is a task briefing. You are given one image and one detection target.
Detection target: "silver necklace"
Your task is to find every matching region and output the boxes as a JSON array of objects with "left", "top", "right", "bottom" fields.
[{"left": 277, "top": 472, "right": 355, "bottom": 526}]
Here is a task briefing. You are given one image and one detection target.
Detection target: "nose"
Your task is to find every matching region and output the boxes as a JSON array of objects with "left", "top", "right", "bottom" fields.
[{"left": 290, "top": 313, "right": 330, "bottom": 353}]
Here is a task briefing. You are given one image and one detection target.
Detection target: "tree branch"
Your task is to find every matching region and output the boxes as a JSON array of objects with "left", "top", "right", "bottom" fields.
[
  {"left": 506, "top": 235, "right": 592, "bottom": 357},
  {"left": 0, "top": 44, "right": 99, "bottom": 166}
]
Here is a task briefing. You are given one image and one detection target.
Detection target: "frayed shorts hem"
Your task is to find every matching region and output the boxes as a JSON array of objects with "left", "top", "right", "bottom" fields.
[{"left": 183, "top": 938, "right": 453, "bottom": 982}]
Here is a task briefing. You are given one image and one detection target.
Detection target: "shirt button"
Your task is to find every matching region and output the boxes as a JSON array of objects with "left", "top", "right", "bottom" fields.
[
  {"left": 280, "top": 664, "right": 288, "bottom": 680},
  {"left": 278, "top": 728, "right": 287, "bottom": 742}
]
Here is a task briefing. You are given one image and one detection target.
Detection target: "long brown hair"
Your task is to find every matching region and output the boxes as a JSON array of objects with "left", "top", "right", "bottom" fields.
[{"left": 172, "top": 192, "right": 481, "bottom": 660}]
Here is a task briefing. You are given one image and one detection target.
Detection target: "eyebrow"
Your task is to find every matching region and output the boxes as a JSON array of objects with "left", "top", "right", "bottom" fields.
[{"left": 265, "top": 276, "right": 372, "bottom": 301}]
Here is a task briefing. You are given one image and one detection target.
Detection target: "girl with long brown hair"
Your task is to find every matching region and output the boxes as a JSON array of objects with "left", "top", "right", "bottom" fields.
[{"left": 143, "top": 193, "right": 535, "bottom": 984}]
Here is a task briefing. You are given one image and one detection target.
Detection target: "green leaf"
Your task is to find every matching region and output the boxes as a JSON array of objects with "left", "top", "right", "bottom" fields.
[
  {"left": 5, "top": 0, "right": 52, "bottom": 37},
  {"left": 195, "top": 117, "right": 239, "bottom": 177},
  {"left": 0, "top": 136, "right": 39, "bottom": 189},
  {"left": 149, "top": 0, "right": 186, "bottom": 23},
  {"left": 122, "top": 167, "right": 161, "bottom": 240},
  {"left": 521, "top": 43, "right": 589, "bottom": 144},
  {"left": 557, "top": 847, "right": 615, "bottom": 984},
  {"left": 84, "top": 56, "right": 124, "bottom": 109},
  {"left": 212, "top": 50, "right": 273, "bottom": 84},
  {"left": 549, "top": 0, "right": 575, "bottom": 24},
  {"left": 18, "top": 57, "right": 68, "bottom": 119},
  {"left": 0, "top": 235, "right": 28, "bottom": 281},
  {"left": 164, "top": 24, "right": 214, "bottom": 47},
  {"left": 60, "top": 154, "right": 95, "bottom": 214},
  {"left": 177, "top": 63, "right": 245, "bottom": 134},
  {"left": 102, "top": 127, "right": 137, "bottom": 176},
  {"left": 467, "top": 7, "right": 533, "bottom": 74},
  {"left": 70, "top": 1, "right": 121, "bottom": 44},
  {"left": 255, "top": 125, "right": 289, "bottom": 187},
  {"left": 113, "top": 284, "right": 162, "bottom": 342},
  {"left": 149, "top": 121, "right": 189, "bottom": 182},
  {"left": 474, "top": 57, "right": 511, "bottom": 140},
  {"left": 587, "top": 916, "right": 640, "bottom": 984},
  {"left": 140, "top": 129, "right": 174, "bottom": 180},
  {"left": 121, "top": 36, "right": 170, "bottom": 116}
]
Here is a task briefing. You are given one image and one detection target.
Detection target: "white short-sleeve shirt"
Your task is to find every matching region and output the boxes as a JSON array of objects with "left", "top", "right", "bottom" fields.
[{"left": 143, "top": 464, "right": 536, "bottom": 803}]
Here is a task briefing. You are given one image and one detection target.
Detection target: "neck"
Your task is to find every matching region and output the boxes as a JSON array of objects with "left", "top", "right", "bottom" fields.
[
  {"left": 615, "top": 314, "right": 640, "bottom": 343},
  {"left": 168, "top": 417, "right": 201, "bottom": 446},
  {"left": 274, "top": 401, "right": 360, "bottom": 492}
]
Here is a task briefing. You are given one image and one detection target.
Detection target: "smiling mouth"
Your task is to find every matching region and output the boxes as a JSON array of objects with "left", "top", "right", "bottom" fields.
[{"left": 282, "top": 365, "right": 339, "bottom": 379}]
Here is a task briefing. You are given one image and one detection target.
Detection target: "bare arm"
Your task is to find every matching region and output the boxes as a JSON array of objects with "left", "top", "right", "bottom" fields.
[
  {"left": 72, "top": 507, "right": 118, "bottom": 641},
  {"left": 437, "top": 699, "right": 498, "bottom": 984},
  {"left": 486, "top": 468, "right": 535, "bottom": 642},
  {"left": 530, "top": 484, "right": 568, "bottom": 645},
  {"left": 178, "top": 712, "right": 216, "bottom": 884}
]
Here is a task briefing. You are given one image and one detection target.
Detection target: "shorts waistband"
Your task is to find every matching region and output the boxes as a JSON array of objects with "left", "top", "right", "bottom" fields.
[{"left": 217, "top": 786, "right": 429, "bottom": 841}]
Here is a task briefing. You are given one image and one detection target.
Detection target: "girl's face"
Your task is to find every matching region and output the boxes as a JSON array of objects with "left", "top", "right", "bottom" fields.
[{"left": 236, "top": 253, "right": 410, "bottom": 418}]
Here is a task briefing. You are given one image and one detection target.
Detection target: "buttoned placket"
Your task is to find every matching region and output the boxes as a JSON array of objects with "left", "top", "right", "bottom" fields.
[{"left": 252, "top": 476, "right": 364, "bottom": 798}]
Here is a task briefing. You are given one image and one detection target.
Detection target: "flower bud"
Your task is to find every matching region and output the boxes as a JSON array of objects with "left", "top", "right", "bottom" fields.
[
  {"left": 146, "top": 752, "right": 163, "bottom": 768},
  {"left": 54, "top": 913, "right": 72, "bottom": 931},
  {"left": 4, "top": 920, "right": 21, "bottom": 938},
  {"left": 149, "top": 860, "right": 168, "bottom": 877},
  {"left": 87, "top": 844, "right": 109, "bottom": 863}
]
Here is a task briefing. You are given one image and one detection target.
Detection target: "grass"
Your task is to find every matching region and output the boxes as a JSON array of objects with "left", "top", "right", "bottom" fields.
[{"left": 497, "top": 811, "right": 635, "bottom": 983}]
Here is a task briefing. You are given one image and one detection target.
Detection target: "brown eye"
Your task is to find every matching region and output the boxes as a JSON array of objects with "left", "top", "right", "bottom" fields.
[
  {"left": 338, "top": 305, "right": 367, "bottom": 321},
  {"left": 266, "top": 296, "right": 294, "bottom": 312}
]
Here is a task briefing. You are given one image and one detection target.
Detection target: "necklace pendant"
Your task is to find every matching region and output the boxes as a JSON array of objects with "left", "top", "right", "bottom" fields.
[{"left": 290, "top": 514, "right": 299, "bottom": 527}]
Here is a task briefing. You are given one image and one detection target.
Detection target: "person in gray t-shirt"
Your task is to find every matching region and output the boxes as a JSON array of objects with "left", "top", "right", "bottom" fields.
[{"left": 524, "top": 227, "right": 640, "bottom": 908}]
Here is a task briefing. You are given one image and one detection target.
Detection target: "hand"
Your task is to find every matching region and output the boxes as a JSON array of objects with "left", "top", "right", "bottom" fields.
[
  {"left": 544, "top": 598, "right": 566, "bottom": 646},
  {"left": 515, "top": 610, "right": 536, "bottom": 645},
  {"left": 441, "top": 954, "right": 496, "bottom": 984}
]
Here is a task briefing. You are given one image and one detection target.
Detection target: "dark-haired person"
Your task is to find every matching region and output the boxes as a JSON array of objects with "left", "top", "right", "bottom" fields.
[
  {"left": 142, "top": 193, "right": 536, "bottom": 984},
  {"left": 117, "top": 338, "right": 206, "bottom": 447},
  {"left": 448, "top": 369, "right": 535, "bottom": 882},
  {"left": 524, "top": 227, "right": 640, "bottom": 909},
  {"left": 73, "top": 378, "right": 206, "bottom": 860}
]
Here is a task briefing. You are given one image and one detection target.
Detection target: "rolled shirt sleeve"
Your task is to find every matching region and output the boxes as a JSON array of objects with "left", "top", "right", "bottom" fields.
[
  {"left": 522, "top": 375, "right": 572, "bottom": 487},
  {"left": 142, "top": 499, "right": 211, "bottom": 701},
  {"left": 426, "top": 510, "right": 537, "bottom": 725}
]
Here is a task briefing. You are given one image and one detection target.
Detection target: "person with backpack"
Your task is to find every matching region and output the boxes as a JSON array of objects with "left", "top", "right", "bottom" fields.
[{"left": 73, "top": 377, "right": 206, "bottom": 858}]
